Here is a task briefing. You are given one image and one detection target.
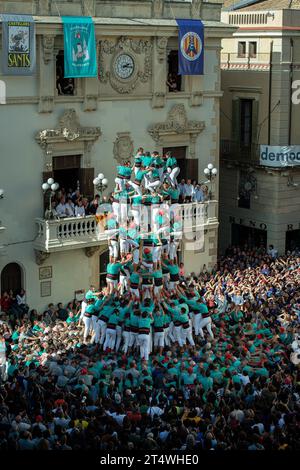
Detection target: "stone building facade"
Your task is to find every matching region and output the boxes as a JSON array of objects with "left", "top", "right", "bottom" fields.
[
  {"left": 219, "top": 0, "right": 300, "bottom": 254},
  {"left": 0, "top": 0, "right": 233, "bottom": 309}
]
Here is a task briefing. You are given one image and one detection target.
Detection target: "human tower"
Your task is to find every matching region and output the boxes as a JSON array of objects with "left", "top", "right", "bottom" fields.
[{"left": 81, "top": 149, "right": 213, "bottom": 360}]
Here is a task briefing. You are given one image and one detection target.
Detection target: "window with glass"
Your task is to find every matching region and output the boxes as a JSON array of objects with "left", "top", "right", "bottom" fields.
[
  {"left": 238, "top": 41, "right": 246, "bottom": 58},
  {"left": 249, "top": 41, "right": 257, "bottom": 58}
]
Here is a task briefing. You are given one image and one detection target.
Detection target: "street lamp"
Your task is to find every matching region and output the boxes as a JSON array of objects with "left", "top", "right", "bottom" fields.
[
  {"left": 42, "top": 177, "right": 59, "bottom": 219},
  {"left": 93, "top": 173, "right": 108, "bottom": 204},
  {"left": 204, "top": 163, "right": 218, "bottom": 200}
]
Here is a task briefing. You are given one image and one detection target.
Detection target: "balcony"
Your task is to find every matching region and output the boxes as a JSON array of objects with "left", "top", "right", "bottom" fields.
[
  {"left": 34, "top": 201, "right": 219, "bottom": 254},
  {"left": 221, "top": 53, "right": 271, "bottom": 71},
  {"left": 220, "top": 139, "right": 259, "bottom": 164}
]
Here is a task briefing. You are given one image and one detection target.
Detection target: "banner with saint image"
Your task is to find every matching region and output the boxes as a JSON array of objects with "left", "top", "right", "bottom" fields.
[
  {"left": 62, "top": 16, "right": 97, "bottom": 78},
  {"left": 1, "top": 14, "right": 36, "bottom": 75}
]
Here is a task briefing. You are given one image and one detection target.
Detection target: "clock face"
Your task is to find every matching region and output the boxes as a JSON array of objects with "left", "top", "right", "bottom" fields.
[{"left": 114, "top": 54, "right": 135, "bottom": 80}]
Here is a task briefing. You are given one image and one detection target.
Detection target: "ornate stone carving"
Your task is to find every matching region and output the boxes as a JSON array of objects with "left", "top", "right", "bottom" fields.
[
  {"left": 37, "top": 0, "right": 50, "bottom": 15},
  {"left": 99, "top": 37, "right": 152, "bottom": 94},
  {"left": 156, "top": 37, "right": 168, "bottom": 64},
  {"left": 148, "top": 104, "right": 205, "bottom": 143},
  {"left": 83, "top": 94, "right": 98, "bottom": 112},
  {"left": 152, "top": 0, "right": 164, "bottom": 18},
  {"left": 34, "top": 249, "right": 50, "bottom": 266},
  {"left": 42, "top": 35, "right": 55, "bottom": 64},
  {"left": 36, "top": 109, "right": 101, "bottom": 150},
  {"left": 152, "top": 92, "right": 166, "bottom": 109},
  {"left": 191, "top": 0, "right": 203, "bottom": 19},
  {"left": 81, "top": 0, "right": 96, "bottom": 16},
  {"left": 113, "top": 133, "right": 134, "bottom": 163}
]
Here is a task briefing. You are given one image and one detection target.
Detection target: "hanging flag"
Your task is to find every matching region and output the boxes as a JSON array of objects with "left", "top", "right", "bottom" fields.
[
  {"left": 176, "top": 19, "right": 204, "bottom": 75},
  {"left": 1, "top": 14, "right": 36, "bottom": 75},
  {"left": 62, "top": 16, "right": 97, "bottom": 78}
]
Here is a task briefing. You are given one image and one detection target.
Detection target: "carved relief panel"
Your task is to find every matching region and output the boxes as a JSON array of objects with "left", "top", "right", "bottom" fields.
[{"left": 98, "top": 36, "right": 153, "bottom": 96}]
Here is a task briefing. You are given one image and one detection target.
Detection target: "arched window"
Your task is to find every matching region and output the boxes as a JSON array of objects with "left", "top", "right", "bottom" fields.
[{"left": 1, "top": 262, "right": 23, "bottom": 295}]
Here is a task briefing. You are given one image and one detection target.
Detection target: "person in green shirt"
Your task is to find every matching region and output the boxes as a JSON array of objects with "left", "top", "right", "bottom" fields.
[
  {"left": 115, "top": 162, "right": 132, "bottom": 191},
  {"left": 138, "top": 311, "right": 154, "bottom": 362},
  {"left": 165, "top": 151, "right": 180, "bottom": 188},
  {"left": 106, "top": 256, "right": 132, "bottom": 294},
  {"left": 153, "top": 305, "right": 165, "bottom": 355},
  {"left": 103, "top": 309, "right": 120, "bottom": 352}
]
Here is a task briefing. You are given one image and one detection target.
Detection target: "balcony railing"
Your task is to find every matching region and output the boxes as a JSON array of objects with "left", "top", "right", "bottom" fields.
[
  {"left": 220, "top": 139, "right": 260, "bottom": 163},
  {"left": 221, "top": 52, "right": 271, "bottom": 70},
  {"left": 34, "top": 201, "right": 218, "bottom": 253}
]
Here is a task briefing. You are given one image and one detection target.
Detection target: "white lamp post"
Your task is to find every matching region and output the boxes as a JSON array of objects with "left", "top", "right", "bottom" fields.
[
  {"left": 204, "top": 164, "right": 218, "bottom": 200},
  {"left": 93, "top": 173, "right": 108, "bottom": 204},
  {"left": 42, "top": 178, "right": 59, "bottom": 219}
]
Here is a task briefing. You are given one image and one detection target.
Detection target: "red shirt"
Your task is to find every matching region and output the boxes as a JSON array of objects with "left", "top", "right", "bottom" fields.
[{"left": 0, "top": 296, "right": 12, "bottom": 312}]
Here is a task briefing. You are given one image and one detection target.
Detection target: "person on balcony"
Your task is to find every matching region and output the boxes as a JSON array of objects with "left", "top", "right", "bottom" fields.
[
  {"left": 75, "top": 199, "right": 85, "bottom": 217},
  {"left": 65, "top": 197, "right": 75, "bottom": 217},
  {"left": 184, "top": 179, "right": 194, "bottom": 203},
  {"left": 193, "top": 184, "right": 205, "bottom": 203},
  {"left": 56, "top": 196, "right": 67, "bottom": 218}
]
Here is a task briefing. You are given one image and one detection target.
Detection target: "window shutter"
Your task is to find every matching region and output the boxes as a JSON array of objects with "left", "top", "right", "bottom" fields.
[
  {"left": 232, "top": 99, "right": 241, "bottom": 147},
  {"left": 251, "top": 99, "right": 259, "bottom": 160},
  {"left": 79, "top": 168, "right": 95, "bottom": 200}
]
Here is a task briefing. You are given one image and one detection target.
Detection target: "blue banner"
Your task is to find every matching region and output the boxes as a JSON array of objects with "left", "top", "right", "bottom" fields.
[
  {"left": 176, "top": 19, "right": 204, "bottom": 75},
  {"left": 62, "top": 16, "right": 97, "bottom": 78}
]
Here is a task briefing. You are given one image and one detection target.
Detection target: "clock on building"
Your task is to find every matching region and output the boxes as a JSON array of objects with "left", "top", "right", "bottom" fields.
[{"left": 113, "top": 53, "right": 135, "bottom": 80}]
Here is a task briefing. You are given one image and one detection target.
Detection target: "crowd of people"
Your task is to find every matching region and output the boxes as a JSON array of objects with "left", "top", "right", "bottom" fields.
[
  {"left": 0, "top": 151, "right": 299, "bottom": 452},
  {"left": 0, "top": 247, "right": 300, "bottom": 451}
]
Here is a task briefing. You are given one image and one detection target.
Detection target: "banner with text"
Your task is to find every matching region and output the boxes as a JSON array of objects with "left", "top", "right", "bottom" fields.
[
  {"left": 62, "top": 16, "right": 97, "bottom": 78},
  {"left": 260, "top": 145, "right": 300, "bottom": 167},
  {"left": 1, "top": 14, "right": 36, "bottom": 75},
  {"left": 176, "top": 19, "right": 204, "bottom": 75}
]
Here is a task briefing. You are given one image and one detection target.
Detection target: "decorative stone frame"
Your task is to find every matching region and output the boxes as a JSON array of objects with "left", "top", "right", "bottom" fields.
[
  {"left": 148, "top": 104, "right": 205, "bottom": 159},
  {"left": 35, "top": 109, "right": 102, "bottom": 171}
]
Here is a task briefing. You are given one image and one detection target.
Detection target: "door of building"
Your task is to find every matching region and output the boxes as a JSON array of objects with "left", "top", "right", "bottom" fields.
[
  {"left": 53, "top": 155, "right": 81, "bottom": 193},
  {"left": 1, "top": 263, "right": 22, "bottom": 295},
  {"left": 231, "top": 223, "right": 267, "bottom": 249},
  {"left": 286, "top": 229, "right": 300, "bottom": 253}
]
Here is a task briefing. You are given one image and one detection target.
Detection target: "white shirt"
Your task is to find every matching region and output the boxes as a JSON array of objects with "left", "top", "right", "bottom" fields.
[
  {"left": 147, "top": 406, "right": 164, "bottom": 419},
  {"left": 65, "top": 203, "right": 75, "bottom": 217},
  {"left": 75, "top": 205, "right": 85, "bottom": 217},
  {"left": 184, "top": 184, "right": 194, "bottom": 197},
  {"left": 56, "top": 203, "right": 67, "bottom": 217},
  {"left": 16, "top": 294, "right": 26, "bottom": 306}
]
